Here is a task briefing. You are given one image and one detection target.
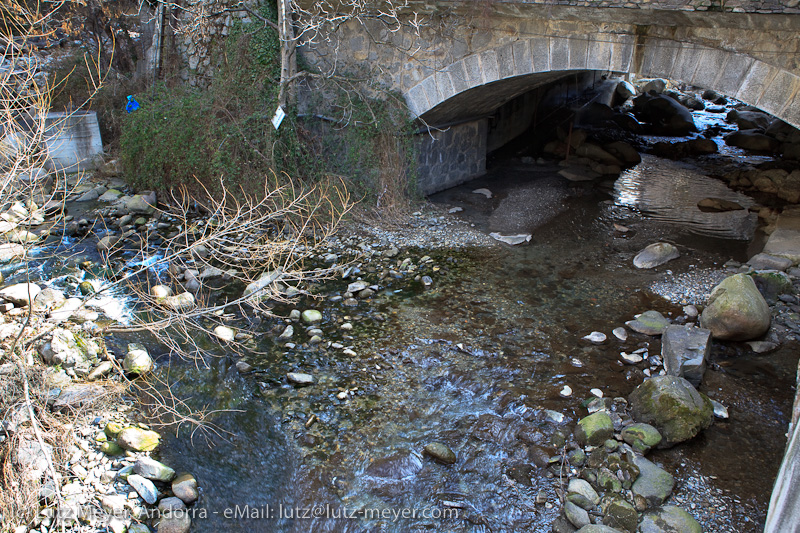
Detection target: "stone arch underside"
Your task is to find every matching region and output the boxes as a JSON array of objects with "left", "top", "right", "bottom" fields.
[{"left": 406, "top": 33, "right": 800, "bottom": 130}]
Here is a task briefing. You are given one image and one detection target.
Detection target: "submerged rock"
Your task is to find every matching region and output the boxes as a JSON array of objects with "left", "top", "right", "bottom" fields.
[
  {"left": 626, "top": 311, "right": 670, "bottom": 336},
  {"left": 633, "top": 243, "right": 680, "bottom": 269},
  {"left": 700, "top": 274, "right": 770, "bottom": 340},
  {"left": 423, "top": 442, "right": 457, "bottom": 465},
  {"left": 287, "top": 372, "right": 314, "bottom": 385},
  {"left": 301, "top": 310, "right": 322, "bottom": 324},
  {"left": 628, "top": 376, "right": 713, "bottom": 448}
]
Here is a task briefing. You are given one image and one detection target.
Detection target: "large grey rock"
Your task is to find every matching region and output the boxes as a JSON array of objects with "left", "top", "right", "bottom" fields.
[
  {"left": 134, "top": 457, "right": 175, "bottom": 482},
  {"left": 747, "top": 253, "right": 793, "bottom": 271},
  {"left": 127, "top": 473, "right": 159, "bottom": 504},
  {"left": 602, "top": 496, "right": 639, "bottom": 532},
  {"left": 700, "top": 274, "right": 770, "bottom": 341},
  {"left": 39, "top": 328, "right": 92, "bottom": 370},
  {"left": 33, "top": 288, "right": 65, "bottom": 311},
  {"left": 639, "top": 505, "right": 702, "bottom": 533},
  {"left": 724, "top": 130, "right": 780, "bottom": 152},
  {"left": 564, "top": 501, "right": 591, "bottom": 529},
  {"left": 628, "top": 376, "right": 713, "bottom": 448},
  {"left": 0, "top": 282, "right": 41, "bottom": 306},
  {"left": 626, "top": 311, "right": 670, "bottom": 336},
  {"left": 115, "top": 192, "right": 156, "bottom": 215},
  {"left": 661, "top": 325, "right": 712, "bottom": 386},
  {"left": 632, "top": 456, "right": 675, "bottom": 507},
  {"left": 634, "top": 243, "right": 680, "bottom": 269},
  {"left": 632, "top": 93, "right": 696, "bottom": 135},
  {"left": 0, "top": 243, "right": 25, "bottom": 262},
  {"left": 51, "top": 384, "right": 106, "bottom": 412},
  {"left": 159, "top": 292, "right": 195, "bottom": 312},
  {"left": 728, "top": 109, "right": 772, "bottom": 131}
]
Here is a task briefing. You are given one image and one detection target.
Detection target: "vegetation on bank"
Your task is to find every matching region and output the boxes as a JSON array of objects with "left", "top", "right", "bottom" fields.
[{"left": 115, "top": 2, "right": 417, "bottom": 211}]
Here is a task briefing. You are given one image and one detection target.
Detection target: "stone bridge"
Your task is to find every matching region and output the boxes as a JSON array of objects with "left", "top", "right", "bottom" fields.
[{"left": 299, "top": 1, "right": 800, "bottom": 193}]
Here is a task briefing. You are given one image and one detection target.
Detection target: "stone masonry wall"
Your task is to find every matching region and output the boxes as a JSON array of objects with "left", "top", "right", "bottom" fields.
[{"left": 415, "top": 119, "right": 488, "bottom": 195}]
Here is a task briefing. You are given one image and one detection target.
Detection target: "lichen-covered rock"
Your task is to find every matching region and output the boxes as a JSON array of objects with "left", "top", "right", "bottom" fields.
[
  {"left": 639, "top": 505, "right": 702, "bottom": 533},
  {"left": 621, "top": 423, "right": 662, "bottom": 454},
  {"left": 628, "top": 376, "right": 713, "bottom": 448},
  {"left": 700, "top": 274, "right": 770, "bottom": 341},
  {"left": 626, "top": 310, "right": 670, "bottom": 336},
  {"left": 602, "top": 496, "right": 638, "bottom": 533},
  {"left": 123, "top": 343, "right": 154, "bottom": 375},
  {"left": 575, "top": 412, "right": 614, "bottom": 447},
  {"left": 423, "top": 442, "right": 457, "bottom": 465},
  {"left": 632, "top": 456, "right": 675, "bottom": 507},
  {"left": 117, "top": 427, "right": 161, "bottom": 452},
  {"left": 750, "top": 271, "right": 793, "bottom": 305}
]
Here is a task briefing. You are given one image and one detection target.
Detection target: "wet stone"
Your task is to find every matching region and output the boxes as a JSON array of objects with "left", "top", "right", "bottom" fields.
[
  {"left": 621, "top": 423, "right": 663, "bottom": 454},
  {"left": 602, "top": 496, "right": 639, "bottom": 533},
  {"left": 632, "top": 456, "right": 675, "bottom": 508},
  {"left": 564, "top": 500, "right": 591, "bottom": 529},
  {"left": 575, "top": 411, "right": 614, "bottom": 447},
  {"left": 423, "top": 442, "right": 456, "bottom": 465},
  {"left": 287, "top": 372, "right": 314, "bottom": 386},
  {"left": 172, "top": 472, "right": 199, "bottom": 504},
  {"left": 626, "top": 311, "right": 670, "bottom": 336}
]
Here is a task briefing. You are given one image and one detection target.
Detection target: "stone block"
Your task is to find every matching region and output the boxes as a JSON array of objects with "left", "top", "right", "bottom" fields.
[
  {"left": 715, "top": 54, "right": 754, "bottom": 96},
  {"left": 464, "top": 53, "right": 483, "bottom": 88},
  {"left": 550, "top": 37, "right": 570, "bottom": 70},
  {"left": 761, "top": 70, "right": 800, "bottom": 118},
  {"left": 447, "top": 60, "right": 469, "bottom": 94},
  {"left": 512, "top": 40, "right": 533, "bottom": 76},
  {"left": 568, "top": 36, "right": 589, "bottom": 70},
  {"left": 670, "top": 43, "right": 702, "bottom": 85},
  {"left": 531, "top": 36, "right": 551, "bottom": 71},
  {"left": 435, "top": 71, "right": 457, "bottom": 102},
  {"left": 481, "top": 49, "right": 500, "bottom": 84},
  {"left": 587, "top": 36, "right": 613, "bottom": 71},
  {"left": 736, "top": 61, "right": 776, "bottom": 107},
  {"left": 497, "top": 43, "right": 515, "bottom": 79},
  {"left": 405, "top": 84, "right": 429, "bottom": 118},
  {"left": 691, "top": 48, "right": 728, "bottom": 90}
]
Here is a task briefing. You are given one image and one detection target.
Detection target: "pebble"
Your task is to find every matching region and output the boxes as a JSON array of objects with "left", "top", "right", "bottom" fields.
[
  {"left": 559, "top": 385, "right": 572, "bottom": 397},
  {"left": 612, "top": 327, "right": 628, "bottom": 341},
  {"left": 583, "top": 331, "right": 606, "bottom": 344},
  {"left": 287, "top": 372, "right": 314, "bottom": 385},
  {"left": 621, "top": 352, "right": 643, "bottom": 364},
  {"left": 590, "top": 388, "right": 603, "bottom": 398}
]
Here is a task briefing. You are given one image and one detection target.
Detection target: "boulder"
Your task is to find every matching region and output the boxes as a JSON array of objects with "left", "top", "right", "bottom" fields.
[
  {"left": 604, "top": 141, "right": 641, "bottom": 167},
  {"left": 747, "top": 253, "right": 793, "bottom": 271},
  {"left": 96, "top": 234, "right": 121, "bottom": 253},
  {"left": 633, "top": 243, "right": 680, "bottom": 269},
  {"left": 639, "top": 505, "right": 702, "bottom": 533},
  {"left": 724, "top": 130, "right": 780, "bottom": 152},
  {"left": 242, "top": 269, "right": 283, "bottom": 300},
  {"left": 0, "top": 243, "right": 25, "bottom": 262},
  {"left": 565, "top": 500, "right": 591, "bottom": 529},
  {"left": 159, "top": 292, "right": 195, "bottom": 312},
  {"left": 117, "top": 427, "right": 161, "bottom": 452},
  {"left": 124, "top": 344, "right": 154, "bottom": 375},
  {"left": 301, "top": 310, "right": 322, "bottom": 324},
  {"left": 632, "top": 93, "right": 696, "bottom": 136},
  {"left": 14, "top": 439, "right": 53, "bottom": 480},
  {"left": 700, "top": 274, "right": 771, "bottom": 341},
  {"left": 750, "top": 271, "right": 793, "bottom": 305},
  {"left": 727, "top": 109, "right": 772, "bottom": 131},
  {"left": 115, "top": 192, "right": 156, "bottom": 215},
  {"left": 626, "top": 310, "right": 670, "bottom": 336},
  {"left": 628, "top": 376, "right": 713, "bottom": 447},
  {"left": 638, "top": 78, "right": 667, "bottom": 94},
  {"left": 616, "top": 80, "right": 636, "bottom": 99},
  {"left": 621, "top": 423, "right": 663, "bottom": 454},
  {"left": 287, "top": 372, "right": 314, "bottom": 385},
  {"left": 127, "top": 474, "right": 159, "bottom": 504},
  {"left": 574, "top": 412, "right": 614, "bottom": 446},
  {"left": 602, "top": 496, "right": 638, "bottom": 532},
  {"left": 0, "top": 282, "right": 41, "bottom": 306},
  {"left": 567, "top": 478, "right": 600, "bottom": 510},
  {"left": 661, "top": 325, "right": 712, "bottom": 386},
  {"left": 172, "top": 472, "right": 199, "bottom": 504},
  {"left": 632, "top": 455, "right": 675, "bottom": 507},
  {"left": 134, "top": 457, "right": 175, "bottom": 482}
]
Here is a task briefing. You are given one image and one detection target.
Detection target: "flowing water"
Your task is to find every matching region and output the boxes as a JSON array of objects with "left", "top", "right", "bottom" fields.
[
  {"left": 10, "top": 107, "right": 798, "bottom": 532},
  {"left": 145, "top": 155, "right": 797, "bottom": 532}
]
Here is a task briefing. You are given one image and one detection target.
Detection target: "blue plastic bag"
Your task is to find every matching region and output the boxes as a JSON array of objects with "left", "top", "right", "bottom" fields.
[{"left": 126, "top": 95, "right": 140, "bottom": 113}]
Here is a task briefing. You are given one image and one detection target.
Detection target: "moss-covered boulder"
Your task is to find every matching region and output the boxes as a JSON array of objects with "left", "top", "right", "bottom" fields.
[
  {"left": 602, "top": 496, "right": 639, "bottom": 533},
  {"left": 700, "top": 273, "right": 770, "bottom": 341},
  {"left": 632, "top": 455, "right": 675, "bottom": 508},
  {"left": 621, "top": 423, "right": 663, "bottom": 454},
  {"left": 750, "top": 271, "right": 793, "bottom": 305},
  {"left": 639, "top": 505, "right": 702, "bottom": 533},
  {"left": 628, "top": 376, "right": 713, "bottom": 448},
  {"left": 626, "top": 310, "right": 670, "bottom": 336},
  {"left": 116, "top": 427, "right": 160, "bottom": 452},
  {"left": 575, "top": 411, "right": 614, "bottom": 446}
]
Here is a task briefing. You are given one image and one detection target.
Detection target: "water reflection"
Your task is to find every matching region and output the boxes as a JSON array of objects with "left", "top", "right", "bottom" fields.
[{"left": 614, "top": 154, "right": 757, "bottom": 240}]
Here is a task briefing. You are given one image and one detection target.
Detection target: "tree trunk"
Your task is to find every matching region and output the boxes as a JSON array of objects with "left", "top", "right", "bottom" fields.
[{"left": 278, "top": 0, "right": 297, "bottom": 108}]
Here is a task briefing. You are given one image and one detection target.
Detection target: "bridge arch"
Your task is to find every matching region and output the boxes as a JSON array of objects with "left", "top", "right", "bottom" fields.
[{"left": 405, "top": 33, "right": 800, "bottom": 130}]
